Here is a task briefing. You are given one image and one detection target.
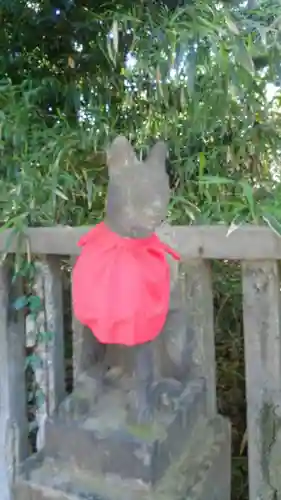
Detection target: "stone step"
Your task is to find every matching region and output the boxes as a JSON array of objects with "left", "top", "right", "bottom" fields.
[
  {"left": 44, "top": 377, "right": 207, "bottom": 484},
  {"left": 14, "top": 416, "right": 231, "bottom": 500}
]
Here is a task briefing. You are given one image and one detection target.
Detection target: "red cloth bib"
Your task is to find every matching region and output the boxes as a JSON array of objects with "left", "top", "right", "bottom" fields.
[{"left": 72, "top": 222, "right": 180, "bottom": 346}]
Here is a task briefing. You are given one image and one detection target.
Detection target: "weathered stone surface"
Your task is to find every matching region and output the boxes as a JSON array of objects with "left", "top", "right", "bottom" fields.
[
  {"left": 32, "top": 256, "right": 66, "bottom": 450},
  {"left": 44, "top": 377, "right": 206, "bottom": 484},
  {"left": 242, "top": 261, "right": 281, "bottom": 500},
  {"left": 152, "top": 271, "right": 196, "bottom": 384},
  {"left": 0, "top": 261, "right": 29, "bottom": 500},
  {"left": 182, "top": 260, "right": 216, "bottom": 416},
  {"left": 14, "top": 416, "right": 231, "bottom": 500}
]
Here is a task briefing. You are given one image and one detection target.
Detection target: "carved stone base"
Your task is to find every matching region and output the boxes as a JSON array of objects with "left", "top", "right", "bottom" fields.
[
  {"left": 43, "top": 370, "right": 207, "bottom": 484},
  {"left": 14, "top": 416, "right": 231, "bottom": 500}
]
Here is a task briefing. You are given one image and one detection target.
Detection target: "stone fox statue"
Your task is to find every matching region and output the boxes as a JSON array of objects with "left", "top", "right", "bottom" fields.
[{"left": 72, "top": 136, "right": 187, "bottom": 423}]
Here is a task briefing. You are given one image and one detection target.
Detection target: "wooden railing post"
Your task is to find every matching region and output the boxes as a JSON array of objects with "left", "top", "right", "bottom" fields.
[
  {"left": 32, "top": 256, "right": 65, "bottom": 450},
  {"left": 242, "top": 260, "right": 281, "bottom": 499},
  {"left": 0, "top": 261, "right": 28, "bottom": 500},
  {"left": 183, "top": 259, "right": 217, "bottom": 415}
]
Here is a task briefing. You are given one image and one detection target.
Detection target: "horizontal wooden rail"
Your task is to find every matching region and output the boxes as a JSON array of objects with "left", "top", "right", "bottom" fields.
[{"left": 0, "top": 224, "right": 280, "bottom": 260}]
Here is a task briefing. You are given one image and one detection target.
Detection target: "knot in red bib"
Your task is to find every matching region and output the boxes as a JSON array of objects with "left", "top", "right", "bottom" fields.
[{"left": 72, "top": 222, "right": 180, "bottom": 346}]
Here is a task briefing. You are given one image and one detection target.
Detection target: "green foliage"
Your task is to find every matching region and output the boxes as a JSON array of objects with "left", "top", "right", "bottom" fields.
[
  {"left": 12, "top": 260, "right": 55, "bottom": 426},
  {"left": 213, "top": 260, "right": 247, "bottom": 499},
  {"left": 2, "top": 0, "right": 281, "bottom": 497},
  {"left": 13, "top": 294, "right": 42, "bottom": 312},
  {"left": 1, "top": 0, "right": 281, "bottom": 229}
]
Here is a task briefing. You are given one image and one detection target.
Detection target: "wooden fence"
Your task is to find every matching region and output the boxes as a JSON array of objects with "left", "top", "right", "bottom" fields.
[{"left": 1, "top": 224, "right": 281, "bottom": 499}]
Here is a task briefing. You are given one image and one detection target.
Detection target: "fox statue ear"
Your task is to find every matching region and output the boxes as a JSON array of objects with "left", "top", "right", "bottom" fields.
[
  {"left": 107, "top": 136, "right": 138, "bottom": 175},
  {"left": 145, "top": 141, "right": 168, "bottom": 170}
]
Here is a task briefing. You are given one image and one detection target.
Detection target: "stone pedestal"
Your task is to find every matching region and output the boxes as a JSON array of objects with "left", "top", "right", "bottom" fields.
[
  {"left": 45, "top": 372, "right": 207, "bottom": 483},
  {"left": 14, "top": 415, "right": 230, "bottom": 500},
  {"left": 14, "top": 368, "right": 231, "bottom": 500}
]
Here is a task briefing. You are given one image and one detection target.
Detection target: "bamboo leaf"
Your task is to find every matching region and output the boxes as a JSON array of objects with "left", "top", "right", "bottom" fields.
[
  {"left": 263, "top": 213, "right": 281, "bottom": 237},
  {"left": 225, "top": 15, "right": 240, "bottom": 35},
  {"left": 234, "top": 40, "right": 255, "bottom": 75}
]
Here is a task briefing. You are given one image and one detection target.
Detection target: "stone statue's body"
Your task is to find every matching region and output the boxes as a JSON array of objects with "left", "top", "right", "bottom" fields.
[{"left": 82, "top": 136, "right": 195, "bottom": 423}]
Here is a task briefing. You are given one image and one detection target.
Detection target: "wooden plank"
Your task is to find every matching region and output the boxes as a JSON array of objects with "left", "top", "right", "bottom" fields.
[
  {"left": 0, "top": 261, "right": 28, "bottom": 500},
  {"left": 32, "top": 256, "right": 65, "bottom": 450},
  {"left": 242, "top": 261, "right": 281, "bottom": 499},
  {"left": 183, "top": 259, "right": 217, "bottom": 415},
  {"left": 0, "top": 225, "right": 281, "bottom": 260}
]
